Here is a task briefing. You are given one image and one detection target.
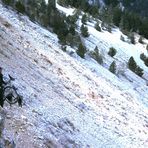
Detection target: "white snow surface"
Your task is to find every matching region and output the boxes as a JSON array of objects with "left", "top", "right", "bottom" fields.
[
  {"left": 0, "top": 2, "right": 148, "bottom": 148},
  {"left": 56, "top": 2, "right": 75, "bottom": 16}
]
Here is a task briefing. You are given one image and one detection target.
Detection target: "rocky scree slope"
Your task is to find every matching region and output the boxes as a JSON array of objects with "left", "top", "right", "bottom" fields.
[{"left": 0, "top": 3, "right": 148, "bottom": 148}]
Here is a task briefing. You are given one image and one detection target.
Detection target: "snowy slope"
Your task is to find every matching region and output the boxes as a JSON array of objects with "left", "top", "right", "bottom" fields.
[
  {"left": 56, "top": 2, "right": 148, "bottom": 106},
  {"left": 0, "top": 3, "right": 148, "bottom": 148}
]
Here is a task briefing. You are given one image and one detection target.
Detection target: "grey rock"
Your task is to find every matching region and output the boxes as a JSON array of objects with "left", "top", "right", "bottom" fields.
[{"left": 0, "top": 109, "right": 6, "bottom": 138}]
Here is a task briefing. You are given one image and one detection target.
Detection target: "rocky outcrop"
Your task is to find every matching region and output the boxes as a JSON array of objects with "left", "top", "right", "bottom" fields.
[
  {"left": 0, "top": 109, "right": 5, "bottom": 137},
  {"left": 0, "top": 109, "right": 16, "bottom": 148},
  {"left": 0, "top": 109, "right": 6, "bottom": 147}
]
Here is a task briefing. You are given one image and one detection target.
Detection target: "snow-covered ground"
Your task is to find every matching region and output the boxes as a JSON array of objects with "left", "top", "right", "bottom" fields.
[
  {"left": 57, "top": 2, "right": 148, "bottom": 107},
  {"left": 0, "top": 2, "right": 148, "bottom": 148}
]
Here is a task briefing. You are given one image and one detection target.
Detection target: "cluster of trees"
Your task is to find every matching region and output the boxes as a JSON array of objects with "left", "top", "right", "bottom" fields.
[
  {"left": 108, "top": 47, "right": 117, "bottom": 74},
  {"left": 104, "top": 0, "right": 148, "bottom": 17},
  {"left": 2, "top": 0, "right": 25, "bottom": 13},
  {"left": 2, "top": 0, "right": 81, "bottom": 45},
  {"left": 107, "top": 48, "right": 144, "bottom": 77},
  {"left": 122, "top": 0, "right": 148, "bottom": 17},
  {"left": 118, "top": 11, "right": 148, "bottom": 39},
  {"left": 2, "top": 0, "right": 146, "bottom": 78},
  {"left": 108, "top": 56, "right": 144, "bottom": 77},
  {"left": 58, "top": 0, "right": 99, "bottom": 16},
  {"left": 100, "top": 6, "right": 148, "bottom": 38},
  {"left": 58, "top": 0, "right": 148, "bottom": 39}
]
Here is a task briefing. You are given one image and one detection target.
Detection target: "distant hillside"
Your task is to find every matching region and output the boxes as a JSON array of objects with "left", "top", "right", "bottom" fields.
[
  {"left": 97, "top": 0, "right": 148, "bottom": 17},
  {"left": 123, "top": 0, "right": 148, "bottom": 17}
]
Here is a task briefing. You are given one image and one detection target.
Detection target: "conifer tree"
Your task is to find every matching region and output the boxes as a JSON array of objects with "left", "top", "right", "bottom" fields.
[
  {"left": 101, "top": 6, "right": 113, "bottom": 32},
  {"left": 2, "top": 0, "right": 11, "bottom": 5},
  {"left": 108, "top": 47, "right": 117, "bottom": 57},
  {"left": 90, "top": 46, "right": 103, "bottom": 64},
  {"left": 109, "top": 61, "right": 116, "bottom": 74},
  {"left": 128, "top": 56, "right": 137, "bottom": 72},
  {"left": 135, "top": 66, "right": 144, "bottom": 77},
  {"left": 104, "top": 0, "right": 119, "bottom": 7},
  {"left": 48, "top": 0, "right": 56, "bottom": 8},
  {"left": 80, "top": 24, "right": 89, "bottom": 37},
  {"left": 95, "top": 22, "right": 101, "bottom": 32},
  {"left": 139, "top": 36, "right": 144, "bottom": 44},
  {"left": 81, "top": 14, "right": 87, "bottom": 25},
  {"left": 144, "top": 58, "right": 148, "bottom": 67},
  {"left": 129, "top": 33, "right": 136, "bottom": 44},
  {"left": 140, "top": 53, "right": 147, "bottom": 61},
  {"left": 113, "top": 6, "right": 122, "bottom": 27},
  {"left": 76, "top": 43, "right": 86, "bottom": 58},
  {"left": 128, "top": 56, "right": 144, "bottom": 77},
  {"left": 66, "top": 33, "right": 74, "bottom": 46},
  {"left": 69, "top": 25, "right": 75, "bottom": 35},
  {"left": 15, "top": 1, "right": 25, "bottom": 13}
]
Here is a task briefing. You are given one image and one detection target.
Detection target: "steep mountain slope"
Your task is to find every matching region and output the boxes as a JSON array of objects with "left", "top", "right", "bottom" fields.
[{"left": 0, "top": 3, "right": 148, "bottom": 148}]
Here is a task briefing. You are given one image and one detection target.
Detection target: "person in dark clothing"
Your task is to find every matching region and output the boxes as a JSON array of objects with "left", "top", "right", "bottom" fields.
[{"left": 0, "top": 67, "right": 5, "bottom": 107}]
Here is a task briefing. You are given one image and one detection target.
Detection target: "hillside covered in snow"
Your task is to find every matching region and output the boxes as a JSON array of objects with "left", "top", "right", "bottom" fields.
[{"left": 0, "top": 1, "right": 148, "bottom": 148}]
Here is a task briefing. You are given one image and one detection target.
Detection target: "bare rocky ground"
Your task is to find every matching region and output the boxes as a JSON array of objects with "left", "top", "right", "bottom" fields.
[{"left": 0, "top": 3, "right": 148, "bottom": 148}]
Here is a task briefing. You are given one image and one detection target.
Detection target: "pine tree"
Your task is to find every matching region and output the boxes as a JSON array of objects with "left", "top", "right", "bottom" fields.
[
  {"left": 140, "top": 53, "right": 146, "bottom": 61},
  {"left": 89, "top": 5, "right": 99, "bottom": 17},
  {"left": 80, "top": 24, "right": 89, "bottom": 37},
  {"left": 128, "top": 56, "right": 137, "bottom": 72},
  {"left": 81, "top": 14, "right": 87, "bottom": 25},
  {"left": 69, "top": 25, "right": 75, "bottom": 35},
  {"left": 2, "top": 0, "right": 11, "bottom": 5},
  {"left": 104, "top": 0, "right": 119, "bottom": 7},
  {"left": 90, "top": 46, "right": 103, "bottom": 64},
  {"left": 119, "top": 12, "right": 130, "bottom": 32},
  {"left": 113, "top": 6, "right": 122, "bottom": 27},
  {"left": 15, "top": 1, "right": 25, "bottom": 13},
  {"left": 101, "top": 7, "right": 113, "bottom": 32},
  {"left": 140, "top": 53, "right": 148, "bottom": 67},
  {"left": 109, "top": 61, "right": 116, "bottom": 74},
  {"left": 108, "top": 47, "right": 117, "bottom": 57},
  {"left": 135, "top": 66, "right": 144, "bottom": 77},
  {"left": 66, "top": 15, "right": 78, "bottom": 27},
  {"left": 76, "top": 43, "right": 86, "bottom": 58},
  {"left": 128, "top": 57, "right": 144, "bottom": 76},
  {"left": 95, "top": 22, "right": 101, "bottom": 32},
  {"left": 129, "top": 33, "right": 136, "bottom": 44},
  {"left": 144, "top": 58, "right": 148, "bottom": 67},
  {"left": 48, "top": 0, "right": 56, "bottom": 8},
  {"left": 139, "top": 36, "right": 144, "bottom": 44}
]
